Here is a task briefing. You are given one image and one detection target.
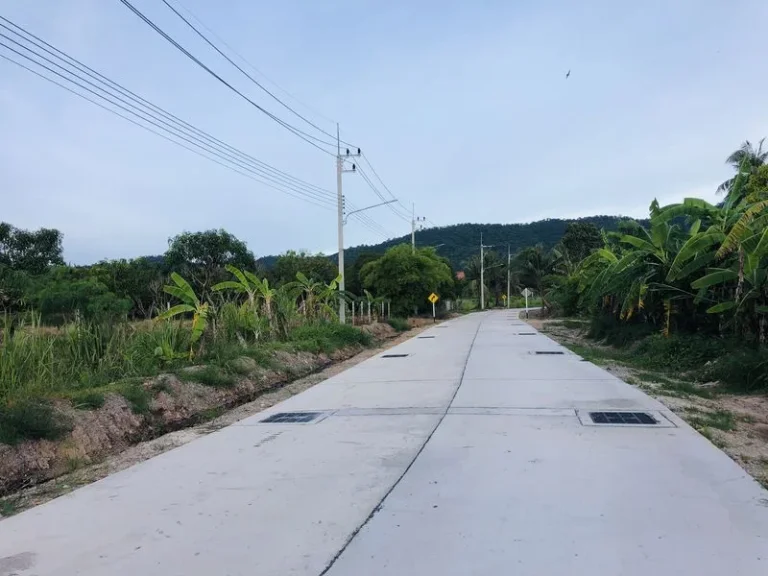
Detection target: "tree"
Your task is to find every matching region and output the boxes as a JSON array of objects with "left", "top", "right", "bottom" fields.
[
  {"left": 360, "top": 244, "right": 453, "bottom": 316},
  {"left": 560, "top": 222, "right": 602, "bottom": 263},
  {"left": 512, "top": 245, "right": 556, "bottom": 309},
  {"left": 465, "top": 250, "right": 506, "bottom": 307},
  {"left": 164, "top": 229, "right": 256, "bottom": 299},
  {"left": 717, "top": 138, "right": 767, "bottom": 196},
  {"left": 345, "top": 251, "right": 381, "bottom": 297},
  {"left": 272, "top": 250, "right": 336, "bottom": 287},
  {"left": 0, "top": 222, "right": 64, "bottom": 274},
  {"left": 91, "top": 257, "right": 165, "bottom": 319}
]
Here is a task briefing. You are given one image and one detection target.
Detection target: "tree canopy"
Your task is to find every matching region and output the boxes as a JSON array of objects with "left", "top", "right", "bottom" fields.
[
  {"left": 360, "top": 245, "right": 453, "bottom": 316},
  {"left": 164, "top": 229, "right": 256, "bottom": 298}
]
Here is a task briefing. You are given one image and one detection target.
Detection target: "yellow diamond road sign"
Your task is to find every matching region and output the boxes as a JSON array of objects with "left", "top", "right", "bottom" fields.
[{"left": 428, "top": 293, "right": 439, "bottom": 304}]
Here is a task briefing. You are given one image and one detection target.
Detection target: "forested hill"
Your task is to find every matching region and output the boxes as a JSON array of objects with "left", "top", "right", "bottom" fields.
[{"left": 259, "top": 216, "right": 641, "bottom": 270}]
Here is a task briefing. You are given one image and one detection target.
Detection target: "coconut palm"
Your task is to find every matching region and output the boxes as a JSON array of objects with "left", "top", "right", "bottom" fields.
[{"left": 717, "top": 138, "right": 767, "bottom": 196}]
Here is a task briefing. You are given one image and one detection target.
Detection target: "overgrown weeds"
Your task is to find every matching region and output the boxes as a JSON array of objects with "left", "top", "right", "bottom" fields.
[
  {"left": 0, "top": 399, "right": 72, "bottom": 445},
  {"left": 387, "top": 317, "right": 410, "bottom": 332}
]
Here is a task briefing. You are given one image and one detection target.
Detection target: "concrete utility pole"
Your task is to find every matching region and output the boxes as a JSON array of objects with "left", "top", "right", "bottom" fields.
[
  {"left": 480, "top": 233, "right": 485, "bottom": 310},
  {"left": 336, "top": 124, "right": 360, "bottom": 324},
  {"left": 411, "top": 203, "right": 426, "bottom": 254},
  {"left": 507, "top": 244, "right": 511, "bottom": 309}
]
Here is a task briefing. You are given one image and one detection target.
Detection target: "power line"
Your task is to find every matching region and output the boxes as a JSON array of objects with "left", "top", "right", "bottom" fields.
[
  {"left": 0, "top": 52, "right": 335, "bottom": 211},
  {"left": 0, "top": 34, "right": 334, "bottom": 206},
  {"left": 360, "top": 152, "right": 411, "bottom": 218},
  {"left": 159, "top": 0, "right": 357, "bottom": 149},
  {"left": 0, "top": 16, "right": 334, "bottom": 200},
  {"left": 0, "top": 22, "right": 337, "bottom": 209},
  {"left": 117, "top": 0, "right": 337, "bottom": 155},
  {"left": 171, "top": 0, "right": 338, "bottom": 127},
  {"left": 356, "top": 165, "right": 411, "bottom": 223}
]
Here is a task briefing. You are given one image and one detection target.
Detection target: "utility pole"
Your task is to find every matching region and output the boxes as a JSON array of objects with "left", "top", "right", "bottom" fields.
[
  {"left": 480, "top": 233, "right": 494, "bottom": 310},
  {"left": 336, "top": 124, "right": 360, "bottom": 324},
  {"left": 480, "top": 233, "right": 485, "bottom": 310},
  {"left": 411, "top": 203, "right": 426, "bottom": 254},
  {"left": 507, "top": 244, "right": 511, "bottom": 309}
]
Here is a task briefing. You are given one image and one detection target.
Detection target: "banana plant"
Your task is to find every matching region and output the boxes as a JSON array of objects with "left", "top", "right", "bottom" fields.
[{"left": 157, "top": 272, "right": 209, "bottom": 359}]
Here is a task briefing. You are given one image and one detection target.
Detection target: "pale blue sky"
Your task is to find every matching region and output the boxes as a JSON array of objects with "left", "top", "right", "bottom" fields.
[{"left": 2, "top": 0, "right": 767, "bottom": 264}]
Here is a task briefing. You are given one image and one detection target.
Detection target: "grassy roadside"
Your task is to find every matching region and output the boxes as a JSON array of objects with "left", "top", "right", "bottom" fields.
[
  {"left": 0, "top": 320, "right": 434, "bottom": 517},
  {"left": 531, "top": 318, "right": 768, "bottom": 490}
]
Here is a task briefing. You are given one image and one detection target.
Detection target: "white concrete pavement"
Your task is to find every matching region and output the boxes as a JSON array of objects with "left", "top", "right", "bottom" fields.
[{"left": 1, "top": 310, "right": 767, "bottom": 575}]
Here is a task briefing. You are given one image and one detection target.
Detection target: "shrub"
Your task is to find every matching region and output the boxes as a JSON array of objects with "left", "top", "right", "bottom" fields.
[
  {"left": 67, "top": 390, "right": 106, "bottom": 410},
  {"left": 115, "top": 381, "right": 152, "bottom": 415},
  {"left": 288, "top": 323, "right": 372, "bottom": 354},
  {"left": 634, "top": 334, "right": 724, "bottom": 372},
  {"left": 177, "top": 366, "right": 237, "bottom": 389},
  {"left": 588, "top": 313, "right": 655, "bottom": 347},
  {"left": 387, "top": 317, "right": 410, "bottom": 332},
  {"left": 0, "top": 399, "right": 73, "bottom": 445},
  {"left": 698, "top": 348, "right": 768, "bottom": 393}
]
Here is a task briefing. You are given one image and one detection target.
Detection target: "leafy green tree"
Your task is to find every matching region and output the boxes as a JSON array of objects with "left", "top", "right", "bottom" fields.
[
  {"left": 345, "top": 252, "right": 381, "bottom": 296},
  {"left": 273, "top": 250, "right": 336, "bottom": 286},
  {"left": 560, "top": 222, "right": 603, "bottom": 263},
  {"left": 91, "top": 257, "right": 165, "bottom": 319},
  {"left": 31, "top": 267, "right": 132, "bottom": 322},
  {"left": 164, "top": 229, "right": 256, "bottom": 298},
  {"left": 0, "top": 222, "right": 64, "bottom": 274},
  {"left": 360, "top": 244, "right": 453, "bottom": 316}
]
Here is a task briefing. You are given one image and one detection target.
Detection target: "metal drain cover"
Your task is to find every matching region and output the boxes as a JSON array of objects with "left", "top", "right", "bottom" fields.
[
  {"left": 514, "top": 333, "right": 536, "bottom": 336},
  {"left": 418, "top": 336, "right": 435, "bottom": 339},
  {"left": 590, "top": 412, "right": 657, "bottom": 425},
  {"left": 577, "top": 409, "right": 676, "bottom": 428},
  {"left": 382, "top": 353, "right": 409, "bottom": 358},
  {"left": 260, "top": 411, "right": 322, "bottom": 424},
  {"left": 534, "top": 351, "right": 565, "bottom": 355}
]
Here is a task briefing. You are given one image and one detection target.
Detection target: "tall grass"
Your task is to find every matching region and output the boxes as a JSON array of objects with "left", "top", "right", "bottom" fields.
[{"left": 0, "top": 310, "right": 376, "bottom": 405}]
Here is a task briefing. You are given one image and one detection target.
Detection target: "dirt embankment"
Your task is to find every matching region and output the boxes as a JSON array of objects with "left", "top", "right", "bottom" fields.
[{"left": 0, "top": 321, "right": 434, "bottom": 516}]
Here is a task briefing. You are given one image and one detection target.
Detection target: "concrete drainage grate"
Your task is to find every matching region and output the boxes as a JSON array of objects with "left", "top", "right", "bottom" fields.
[
  {"left": 533, "top": 351, "right": 565, "bottom": 355},
  {"left": 514, "top": 333, "right": 537, "bottom": 336},
  {"left": 382, "top": 353, "right": 409, "bottom": 358},
  {"left": 260, "top": 411, "right": 322, "bottom": 424},
  {"left": 417, "top": 336, "right": 435, "bottom": 339},
  {"left": 590, "top": 412, "right": 658, "bottom": 425}
]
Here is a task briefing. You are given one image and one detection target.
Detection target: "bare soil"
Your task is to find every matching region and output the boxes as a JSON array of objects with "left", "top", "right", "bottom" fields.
[
  {"left": 0, "top": 322, "right": 435, "bottom": 518},
  {"left": 529, "top": 317, "right": 768, "bottom": 489}
]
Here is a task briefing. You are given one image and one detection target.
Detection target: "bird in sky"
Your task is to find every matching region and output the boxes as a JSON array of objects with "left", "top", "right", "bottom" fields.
[{"left": 566, "top": 70, "right": 571, "bottom": 79}]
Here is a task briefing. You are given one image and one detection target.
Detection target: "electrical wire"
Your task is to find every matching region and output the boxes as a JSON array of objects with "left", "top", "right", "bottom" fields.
[
  {"left": 159, "top": 0, "right": 357, "bottom": 150},
  {"left": 0, "top": 35, "right": 334, "bottom": 206},
  {"left": 0, "top": 16, "right": 334, "bottom": 200},
  {"left": 0, "top": 52, "right": 335, "bottom": 211},
  {"left": 360, "top": 152, "right": 411, "bottom": 218},
  {"left": 117, "top": 0, "right": 337, "bottom": 156},
  {"left": 356, "top": 165, "right": 411, "bottom": 223},
  {"left": 172, "top": 0, "right": 338, "bottom": 127},
  {"left": 0, "top": 24, "right": 337, "bottom": 209}
]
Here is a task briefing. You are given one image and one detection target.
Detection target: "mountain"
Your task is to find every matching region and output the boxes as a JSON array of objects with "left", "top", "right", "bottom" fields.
[{"left": 259, "top": 216, "right": 642, "bottom": 270}]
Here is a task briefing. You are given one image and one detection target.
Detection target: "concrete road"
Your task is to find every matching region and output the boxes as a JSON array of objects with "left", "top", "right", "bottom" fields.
[{"left": 1, "top": 311, "right": 766, "bottom": 575}]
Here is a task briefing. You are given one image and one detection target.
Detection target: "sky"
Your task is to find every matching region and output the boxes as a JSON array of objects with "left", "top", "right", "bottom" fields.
[{"left": 2, "top": 0, "right": 767, "bottom": 264}]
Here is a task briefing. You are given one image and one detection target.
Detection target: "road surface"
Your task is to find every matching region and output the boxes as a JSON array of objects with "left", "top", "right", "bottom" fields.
[{"left": 1, "top": 310, "right": 766, "bottom": 575}]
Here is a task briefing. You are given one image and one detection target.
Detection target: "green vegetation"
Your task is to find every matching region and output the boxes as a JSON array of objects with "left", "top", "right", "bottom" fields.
[
  {"left": 387, "top": 317, "right": 410, "bottom": 332},
  {"left": 531, "top": 139, "right": 768, "bottom": 393},
  {"left": 0, "top": 225, "right": 393, "bottom": 445},
  {"left": 0, "top": 399, "right": 72, "bottom": 445},
  {"left": 689, "top": 410, "right": 737, "bottom": 432}
]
